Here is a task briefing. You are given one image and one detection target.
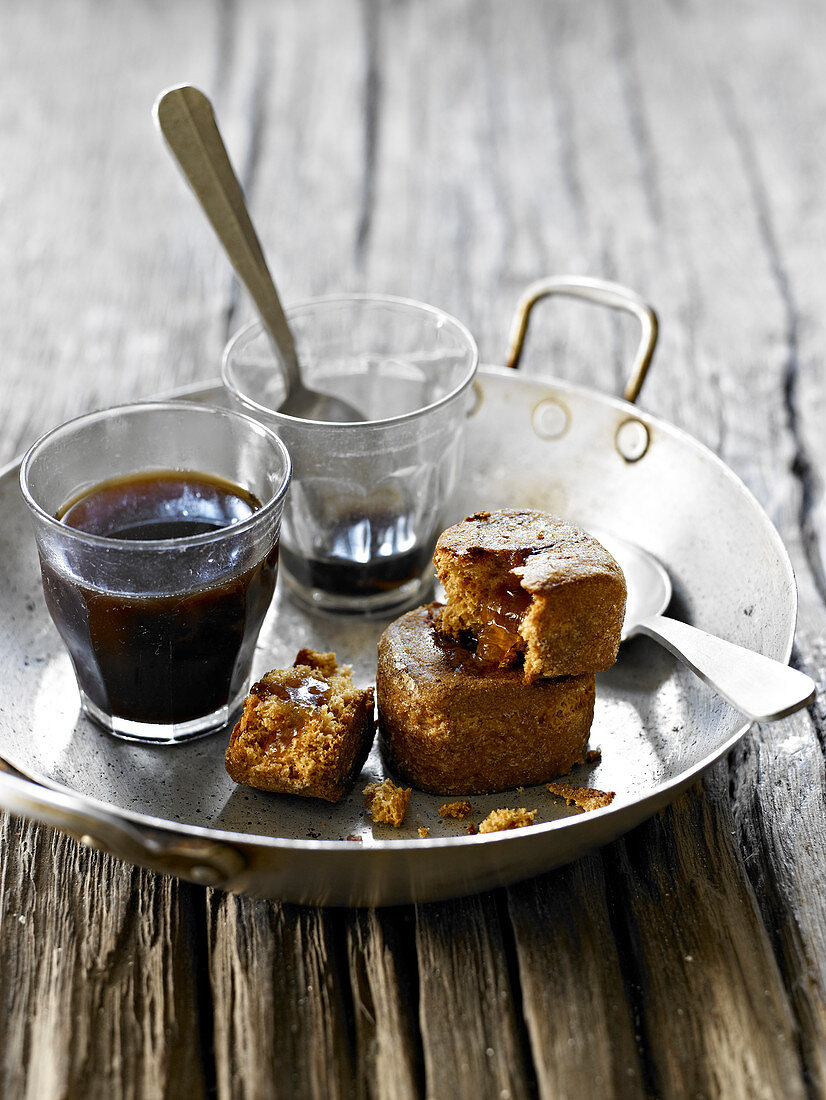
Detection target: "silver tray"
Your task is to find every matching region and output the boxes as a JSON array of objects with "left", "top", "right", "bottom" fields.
[{"left": 0, "top": 279, "right": 798, "bottom": 905}]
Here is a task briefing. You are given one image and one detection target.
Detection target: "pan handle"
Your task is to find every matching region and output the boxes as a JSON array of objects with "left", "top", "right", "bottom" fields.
[
  {"left": 0, "top": 760, "right": 247, "bottom": 888},
  {"left": 505, "top": 276, "right": 659, "bottom": 403}
]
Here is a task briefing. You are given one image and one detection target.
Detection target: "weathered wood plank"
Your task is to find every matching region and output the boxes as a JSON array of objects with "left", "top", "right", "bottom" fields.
[
  {"left": 415, "top": 894, "right": 533, "bottom": 1100},
  {"left": 346, "top": 908, "right": 421, "bottom": 1100},
  {"left": 0, "top": 0, "right": 229, "bottom": 462},
  {"left": 464, "top": 2, "right": 822, "bottom": 1094},
  {"left": 697, "top": 31, "right": 826, "bottom": 1078},
  {"left": 507, "top": 856, "right": 645, "bottom": 1099},
  {"left": 0, "top": 815, "right": 206, "bottom": 1099},
  {"left": 731, "top": 716, "right": 826, "bottom": 1095},
  {"left": 227, "top": 0, "right": 369, "bottom": 305},
  {"left": 198, "top": 8, "right": 381, "bottom": 1100},
  {"left": 610, "top": 783, "right": 806, "bottom": 1099},
  {"left": 207, "top": 893, "right": 354, "bottom": 1100}
]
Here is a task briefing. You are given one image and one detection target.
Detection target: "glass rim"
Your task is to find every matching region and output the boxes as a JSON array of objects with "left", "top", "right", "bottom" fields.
[
  {"left": 221, "top": 293, "right": 479, "bottom": 429},
  {"left": 19, "top": 400, "right": 292, "bottom": 551}
]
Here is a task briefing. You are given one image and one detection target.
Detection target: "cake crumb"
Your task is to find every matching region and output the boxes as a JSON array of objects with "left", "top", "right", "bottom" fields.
[
  {"left": 466, "top": 822, "right": 477, "bottom": 835},
  {"left": 478, "top": 808, "right": 537, "bottom": 833},
  {"left": 439, "top": 800, "right": 472, "bottom": 820},
  {"left": 346, "top": 834, "right": 363, "bottom": 842},
  {"left": 363, "top": 778, "right": 411, "bottom": 827},
  {"left": 418, "top": 826, "right": 430, "bottom": 839},
  {"left": 585, "top": 748, "right": 602, "bottom": 764},
  {"left": 547, "top": 782, "right": 615, "bottom": 812}
]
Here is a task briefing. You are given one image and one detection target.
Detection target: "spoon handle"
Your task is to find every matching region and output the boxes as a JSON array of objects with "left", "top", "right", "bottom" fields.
[
  {"left": 635, "top": 615, "right": 816, "bottom": 722},
  {"left": 153, "top": 84, "right": 301, "bottom": 382}
]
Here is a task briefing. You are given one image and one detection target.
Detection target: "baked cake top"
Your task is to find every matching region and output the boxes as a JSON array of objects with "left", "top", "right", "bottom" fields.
[{"left": 435, "top": 509, "right": 625, "bottom": 594}]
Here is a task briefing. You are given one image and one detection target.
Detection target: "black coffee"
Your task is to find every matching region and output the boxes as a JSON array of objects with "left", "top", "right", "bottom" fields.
[
  {"left": 44, "top": 471, "right": 277, "bottom": 725},
  {"left": 280, "top": 513, "right": 435, "bottom": 598}
]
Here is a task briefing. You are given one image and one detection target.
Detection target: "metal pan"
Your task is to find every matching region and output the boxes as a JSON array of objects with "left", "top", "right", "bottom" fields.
[{"left": 0, "top": 278, "right": 798, "bottom": 906}]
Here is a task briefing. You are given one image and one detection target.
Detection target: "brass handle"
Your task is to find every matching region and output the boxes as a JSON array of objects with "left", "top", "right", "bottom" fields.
[{"left": 506, "top": 276, "right": 659, "bottom": 403}]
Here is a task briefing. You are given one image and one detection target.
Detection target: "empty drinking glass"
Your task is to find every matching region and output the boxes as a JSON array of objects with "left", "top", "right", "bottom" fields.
[{"left": 222, "top": 294, "right": 478, "bottom": 614}]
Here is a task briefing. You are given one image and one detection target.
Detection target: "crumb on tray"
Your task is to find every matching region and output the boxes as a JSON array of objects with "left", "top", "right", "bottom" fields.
[
  {"left": 418, "top": 826, "right": 430, "bottom": 839},
  {"left": 478, "top": 808, "right": 537, "bottom": 833},
  {"left": 547, "top": 782, "right": 615, "bottom": 812},
  {"left": 363, "top": 778, "right": 411, "bottom": 827},
  {"left": 439, "top": 800, "right": 472, "bottom": 820}
]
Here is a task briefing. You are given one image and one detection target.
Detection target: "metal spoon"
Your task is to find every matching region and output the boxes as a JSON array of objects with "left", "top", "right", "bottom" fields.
[
  {"left": 593, "top": 530, "right": 816, "bottom": 723},
  {"left": 154, "top": 84, "right": 362, "bottom": 423}
]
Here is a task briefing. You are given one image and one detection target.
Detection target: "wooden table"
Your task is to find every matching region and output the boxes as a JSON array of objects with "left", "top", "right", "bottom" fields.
[{"left": 2, "top": 2, "right": 825, "bottom": 1096}]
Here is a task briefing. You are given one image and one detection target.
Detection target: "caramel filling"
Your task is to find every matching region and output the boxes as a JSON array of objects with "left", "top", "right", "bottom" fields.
[
  {"left": 251, "top": 674, "right": 332, "bottom": 754},
  {"left": 473, "top": 579, "right": 531, "bottom": 666},
  {"left": 475, "top": 621, "right": 521, "bottom": 664},
  {"left": 253, "top": 674, "right": 331, "bottom": 708}
]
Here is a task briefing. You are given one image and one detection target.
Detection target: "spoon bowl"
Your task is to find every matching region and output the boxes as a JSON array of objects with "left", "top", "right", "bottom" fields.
[
  {"left": 591, "top": 528, "right": 814, "bottom": 722},
  {"left": 590, "top": 530, "right": 672, "bottom": 641}
]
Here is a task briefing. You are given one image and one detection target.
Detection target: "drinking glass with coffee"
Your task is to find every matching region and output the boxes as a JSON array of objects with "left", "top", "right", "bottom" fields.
[{"left": 20, "top": 402, "right": 291, "bottom": 743}]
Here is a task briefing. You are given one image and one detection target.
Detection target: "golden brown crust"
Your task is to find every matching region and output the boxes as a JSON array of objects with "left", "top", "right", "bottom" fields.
[
  {"left": 377, "top": 605, "right": 593, "bottom": 795},
  {"left": 478, "top": 808, "right": 537, "bottom": 833},
  {"left": 363, "top": 778, "right": 411, "bottom": 827},
  {"left": 225, "top": 649, "right": 375, "bottom": 803},
  {"left": 434, "top": 510, "right": 626, "bottom": 682}
]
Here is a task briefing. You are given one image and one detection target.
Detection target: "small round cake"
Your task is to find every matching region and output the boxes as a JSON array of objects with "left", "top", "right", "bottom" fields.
[{"left": 377, "top": 605, "right": 594, "bottom": 795}]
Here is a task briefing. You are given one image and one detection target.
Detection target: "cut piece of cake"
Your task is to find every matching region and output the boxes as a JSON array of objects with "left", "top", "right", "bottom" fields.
[
  {"left": 225, "top": 648, "right": 375, "bottom": 803},
  {"left": 376, "top": 605, "right": 594, "bottom": 795},
  {"left": 434, "top": 509, "right": 626, "bottom": 682}
]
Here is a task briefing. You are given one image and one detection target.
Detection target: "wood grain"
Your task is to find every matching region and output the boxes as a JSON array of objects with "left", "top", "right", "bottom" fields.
[
  {"left": 0, "top": 3, "right": 242, "bottom": 1098},
  {"left": 415, "top": 893, "right": 532, "bottom": 1100},
  {"left": 604, "top": 5, "right": 826, "bottom": 1092},
  {"left": 610, "top": 783, "right": 806, "bottom": 1099},
  {"left": 507, "top": 856, "right": 645, "bottom": 1098},
  {"left": 0, "top": 816, "right": 205, "bottom": 1099},
  {"left": 346, "top": 908, "right": 421, "bottom": 1100},
  {"left": 699, "top": 10, "right": 826, "bottom": 1091},
  {"left": 208, "top": 893, "right": 354, "bottom": 1100}
]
